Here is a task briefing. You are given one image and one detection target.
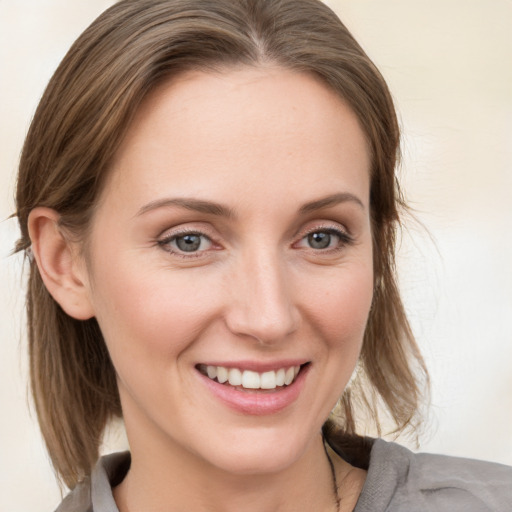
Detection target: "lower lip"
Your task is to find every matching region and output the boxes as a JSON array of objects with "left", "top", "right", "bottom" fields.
[{"left": 197, "top": 366, "right": 309, "bottom": 416}]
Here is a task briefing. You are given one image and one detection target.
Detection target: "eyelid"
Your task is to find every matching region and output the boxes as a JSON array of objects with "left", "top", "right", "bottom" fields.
[
  {"left": 158, "top": 226, "right": 210, "bottom": 240},
  {"left": 156, "top": 219, "right": 224, "bottom": 243},
  {"left": 296, "top": 221, "right": 352, "bottom": 240}
]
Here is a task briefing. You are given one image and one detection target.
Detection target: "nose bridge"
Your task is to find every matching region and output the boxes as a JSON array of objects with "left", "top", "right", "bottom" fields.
[{"left": 226, "top": 244, "right": 299, "bottom": 344}]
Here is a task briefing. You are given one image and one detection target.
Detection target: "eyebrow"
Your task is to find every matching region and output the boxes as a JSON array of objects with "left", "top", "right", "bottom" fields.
[
  {"left": 136, "top": 191, "right": 365, "bottom": 218},
  {"left": 299, "top": 192, "right": 365, "bottom": 214},
  {"left": 136, "top": 197, "right": 235, "bottom": 218}
]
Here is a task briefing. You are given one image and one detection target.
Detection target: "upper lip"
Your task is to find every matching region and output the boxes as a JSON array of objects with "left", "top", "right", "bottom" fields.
[{"left": 196, "top": 359, "right": 309, "bottom": 373}]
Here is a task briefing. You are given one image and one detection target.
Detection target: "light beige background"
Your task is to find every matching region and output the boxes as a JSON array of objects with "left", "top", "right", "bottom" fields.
[{"left": 1, "top": 1, "right": 511, "bottom": 510}]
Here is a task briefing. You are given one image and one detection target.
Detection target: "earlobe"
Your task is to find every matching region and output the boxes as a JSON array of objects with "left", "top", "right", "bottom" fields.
[{"left": 27, "top": 207, "right": 95, "bottom": 320}]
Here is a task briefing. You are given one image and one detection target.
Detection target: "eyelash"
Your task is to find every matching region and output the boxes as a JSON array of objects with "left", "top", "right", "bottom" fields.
[
  {"left": 157, "top": 229, "right": 216, "bottom": 259},
  {"left": 156, "top": 225, "right": 353, "bottom": 258},
  {"left": 296, "top": 226, "right": 354, "bottom": 253}
]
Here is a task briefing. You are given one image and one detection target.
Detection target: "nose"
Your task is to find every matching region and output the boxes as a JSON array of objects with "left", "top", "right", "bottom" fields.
[{"left": 224, "top": 250, "right": 300, "bottom": 345}]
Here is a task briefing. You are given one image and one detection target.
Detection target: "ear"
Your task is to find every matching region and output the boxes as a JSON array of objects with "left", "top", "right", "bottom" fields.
[{"left": 27, "top": 207, "right": 95, "bottom": 320}]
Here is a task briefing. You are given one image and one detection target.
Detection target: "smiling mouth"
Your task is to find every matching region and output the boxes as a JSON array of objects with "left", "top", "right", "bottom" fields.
[{"left": 196, "top": 364, "right": 308, "bottom": 391}]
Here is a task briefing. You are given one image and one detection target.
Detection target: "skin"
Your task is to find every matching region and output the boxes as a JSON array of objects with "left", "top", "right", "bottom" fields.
[{"left": 29, "top": 67, "right": 373, "bottom": 511}]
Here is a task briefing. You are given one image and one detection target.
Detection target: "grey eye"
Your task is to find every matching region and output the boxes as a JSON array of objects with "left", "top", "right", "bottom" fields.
[
  {"left": 158, "top": 231, "right": 214, "bottom": 256},
  {"left": 175, "top": 234, "right": 203, "bottom": 252},
  {"left": 307, "top": 231, "right": 333, "bottom": 249}
]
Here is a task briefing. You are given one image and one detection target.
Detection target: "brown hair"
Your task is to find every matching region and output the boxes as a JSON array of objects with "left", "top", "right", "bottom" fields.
[{"left": 15, "top": 0, "right": 428, "bottom": 488}]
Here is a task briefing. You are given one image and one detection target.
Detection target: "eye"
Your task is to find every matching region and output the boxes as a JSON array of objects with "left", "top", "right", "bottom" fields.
[
  {"left": 158, "top": 231, "right": 213, "bottom": 255},
  {"left": 295, "top": 228, "right": 352, "bottom": 251},
  {"left": 307, "top": 231, "right": 335, "bottom": 249}
]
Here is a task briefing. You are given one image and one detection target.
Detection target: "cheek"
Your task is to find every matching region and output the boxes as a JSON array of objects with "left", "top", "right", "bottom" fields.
[
  {"left": 89, "top": 256, "right": 220, "bottom": 370},
  {"left": 304, "top": 262, "right": 373, "bottom": 351}
]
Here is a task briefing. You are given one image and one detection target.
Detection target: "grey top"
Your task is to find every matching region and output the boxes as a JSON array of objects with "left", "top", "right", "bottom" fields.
[{"left": 55, "top": 439, "right": 512, "bottom": 512}]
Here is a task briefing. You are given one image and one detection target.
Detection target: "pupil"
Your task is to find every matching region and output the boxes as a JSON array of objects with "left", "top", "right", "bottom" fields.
[
  {"left": 176, "top": 234, "right": 201, "bottom": 252},
  {"left": 308, "top": 232, "right": 330, "bottom": 249}
]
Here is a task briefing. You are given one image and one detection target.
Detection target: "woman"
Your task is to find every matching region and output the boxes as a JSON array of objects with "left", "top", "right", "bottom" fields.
[{"left": 14, "top": 0, "right": 512, "bottom": 511}]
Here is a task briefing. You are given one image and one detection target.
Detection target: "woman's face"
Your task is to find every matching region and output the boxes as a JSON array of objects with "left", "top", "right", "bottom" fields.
[{"left": 84, "top": 67, "right": 373, "bottom": 474}]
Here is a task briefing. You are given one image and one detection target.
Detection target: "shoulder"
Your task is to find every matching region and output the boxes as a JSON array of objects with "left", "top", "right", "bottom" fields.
[
  {"left": 355, "top": 439, "right": 512, "bottom": 512},
  {"left": 54, "top": 452, "right": 130, "bottom": 512},
  {"left": 53, "top": 477, "right": 93, "bottom": 512}
]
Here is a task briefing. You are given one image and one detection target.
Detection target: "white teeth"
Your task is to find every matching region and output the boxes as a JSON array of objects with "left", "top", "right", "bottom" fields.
[
  {"left": 284, "top": 367, "right": 295, "bottom": 385},
  {"left": 228, "top": 368, "right": 243, "bottom": 386},
  {"left": 260, "top": 371, "right": 277, "bottom": 389},
  {"left": 242, "top": 370, "right": 261, "bottom": 389},
  {"left": 216, "top": 366, "right": 228, "bottom": 383},
  {"left": 204, "top": 364, "right": 302, "bottom": 390}
]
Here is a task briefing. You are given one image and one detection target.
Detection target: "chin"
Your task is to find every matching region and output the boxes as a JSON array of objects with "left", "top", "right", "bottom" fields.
[{"left": 190, "top": 423, "right": 319, "bottom": 476}]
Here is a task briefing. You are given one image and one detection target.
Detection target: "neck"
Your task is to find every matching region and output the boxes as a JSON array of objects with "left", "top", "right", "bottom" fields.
[{"left": 114, "top": 432, "right": 342, "bottom": 512}]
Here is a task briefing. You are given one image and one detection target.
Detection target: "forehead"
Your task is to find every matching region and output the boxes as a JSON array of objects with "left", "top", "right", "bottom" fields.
[{"left": 103, "top": 66, "right": 370, "bottom": 212}]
